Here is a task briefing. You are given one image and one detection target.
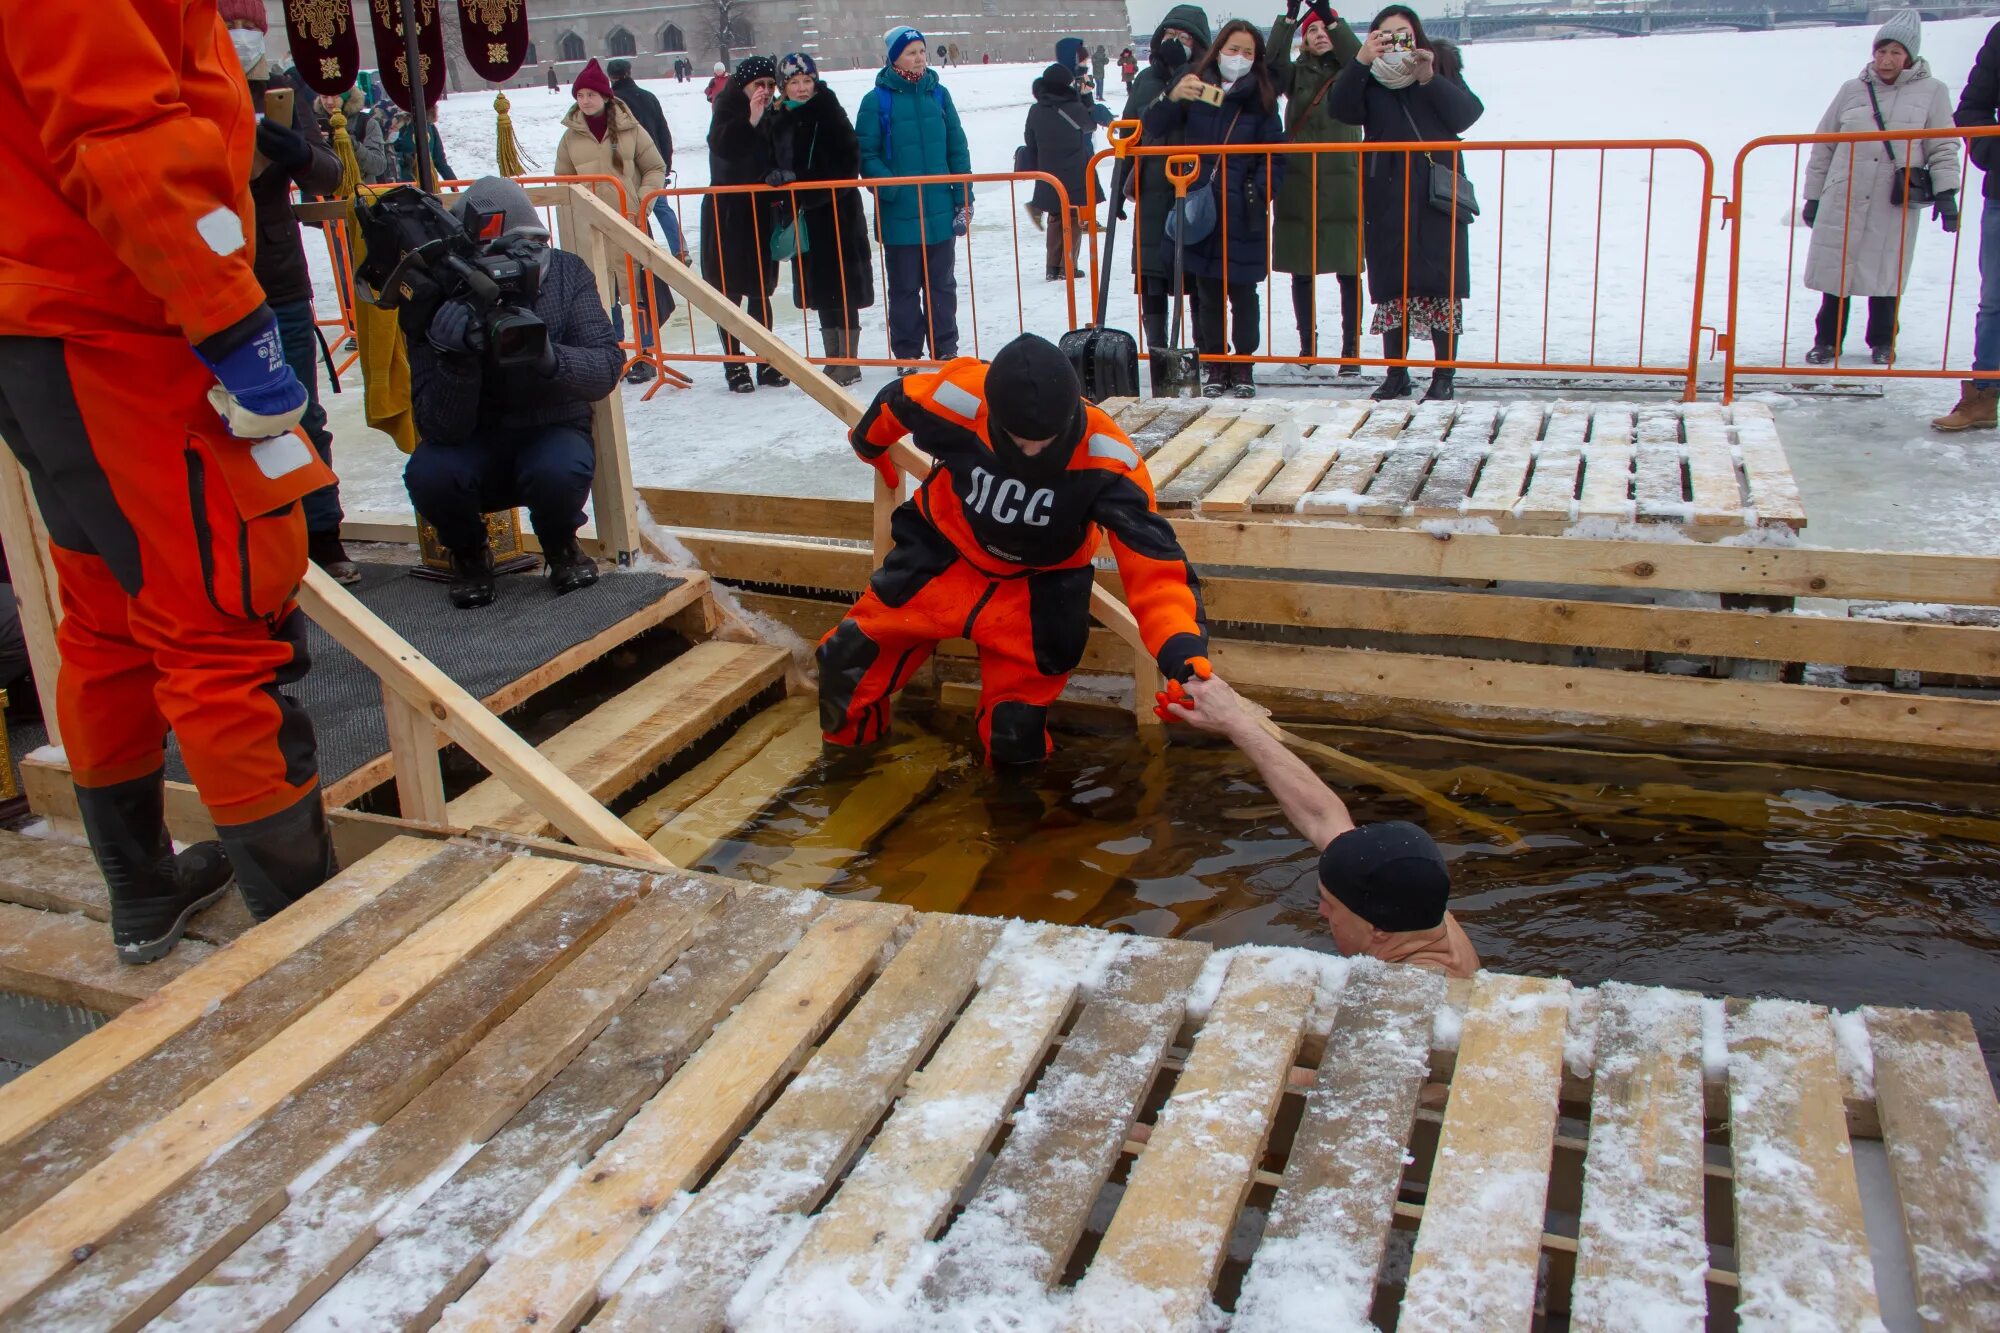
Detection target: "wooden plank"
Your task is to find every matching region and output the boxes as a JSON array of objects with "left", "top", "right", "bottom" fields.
[
  {"left": 1106, "top": 398, "right": 1166, "bottom": 434},
  {"left": 1540, "top": 404, "right": 1592, "bottom": 449},
  {"left": 620, "top": 695, "right": 815, "bottom": 840},
  {"left": 1400, "top": 972, "right": 1570, "bottom": 1332},
  {"left": 0, "top": 899, "right": 211, "bottom": 1014},
  {"left": 1298, "top": 439, "right": 1393, "bottom": 515},
  {"left": 446, "top": 640, "right": 787, "bottom": 836},
  {"left": 0, "top": 855, "right": 581, "bottom": 1316},
  {"left": 923, "top": 937, "right": 1213, "bottom": 1305},
  {"left": 1517, "top": 443, "right": 1582, "bottom": 523},
  {"left": 383, "top": 683, "right": 448, "bottom": 825},
  {"left": 1865, "top": 1006, "right": 2000, "bottom": 1329},
  {"left": 1197, "top": 435, "right": 1289, "bottom": 514},
  {"left": 296, "top": 566, "right": 667, "bottom": 863},
  {"left": 1400, "top": 399, "right": 1458, "bottom": 445},
  {"left": 1229, "top": 963, "right": 1447, "bottom": 1332},
  {"left": 0, "top": 828, "right": 254, "bottom": 945},
  {"left": 1411, "top": 402, "right": 1498, "bottom": 516},
  {"left": 650, "top": 714, "right": 825, "bottom": 866},
  {"left": 1156, "top": 415, "right": 1274, "bottom": 510},
  {"left": 1351, "top": 401, "right": 1414, "bottom": 442},
  {"left": 1443, "top": 400, "right": 1500, "bottom": 444},
  {"left": 1576, "top": 440, "right": 1636, "bottom": 521},
  {"left": 1069, "top": 949, "right": 1316, "bottom": 1328},
  {"left": 1588, "top": 405, "right": 1636, "bottom": 447},
  {"left": 0, "top": 837, "right": 460, "bottom": 1179},
  {"left": 436, "top": 898, "right": 909, "bottom": 1333},
  {"left": 758, "top": 924, "right": 1104, "bottom": 1314},
  {"left": 1726, "top": 997, "right": 1881, "bottom": 1330},
  {"left": 1569, "top": 983, "right": 1709, "bottom": 1333},
  {"left": 593, "top": 914, "right": 1005, "bottom": 1333},
  {"left": 300, "top": 888, "right": 820, "bottom": 1333},
  {"left": 1355, "top": 441, "right": 1438, "bottom": 516},
  {"left": 0, "top": 455, "right": 63, "bottom": 747},
  {"left": 1253, "top": 404, "right": 1369, "bottom": 511},
  {"left": 1127, "top": 400, "right": 1209, "bottom": 458},
  {"left": 153, "top": 871, "right": 733, "bottom": 1333},
  {"left": 1632, "top": 411, "right": 1688, "bottom": 523},
  {"left": 1461, "top": 402, "right": 1546, "bottom": 517},
  {"left": 1731, "top": 404, "right": 1807, "bottom": 529},
  {"left": 1148, "top": 404, "right": 1248, "bottom": 492},
  {"left": 1681, "top": 405, "right": 1743, "bottom": 528},
  {"left": 754, "top": 735, "right": 951, "bottom": 891}
]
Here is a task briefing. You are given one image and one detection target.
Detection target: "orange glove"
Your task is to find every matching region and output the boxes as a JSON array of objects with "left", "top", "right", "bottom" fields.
[
  {"left": 1153, "top": 677, "right": 1191, "bottom": 723},
  {"left": 868, "top": 454, "right": 902, "bottom": 493},
  {"left": 1186, "top": 655, "right": 1213, "bottom": 681}
]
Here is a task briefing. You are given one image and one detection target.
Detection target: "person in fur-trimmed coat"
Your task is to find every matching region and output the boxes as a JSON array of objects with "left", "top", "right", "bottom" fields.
[
  {"left": 701, "top": 56, "right": 785, "bottom": 392},
  {"left": 772, "top": 53, "right": 876, "bottom": 387}
]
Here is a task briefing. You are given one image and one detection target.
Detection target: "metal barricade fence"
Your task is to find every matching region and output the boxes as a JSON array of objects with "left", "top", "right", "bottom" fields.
[
  {"left": 1083, "top": 135, "right": 1718, "bottom": 395},
  {"left": 1721, "top": 125, "right": 2000, "bottom": 402},
  {"left": 633, "top": 171, "right": 1079, "bottom": 390}
]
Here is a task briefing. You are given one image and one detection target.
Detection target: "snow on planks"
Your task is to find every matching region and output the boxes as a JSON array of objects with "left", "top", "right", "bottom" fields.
[{"left": 0, "top": 834, "right": 1992, "bottom": 1331}]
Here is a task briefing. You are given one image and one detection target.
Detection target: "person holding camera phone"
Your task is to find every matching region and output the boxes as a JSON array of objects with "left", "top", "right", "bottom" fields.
[
  {"left": 401, "top": 178, "right": 622, "bottom": 610},
  {"left": 1145, "top": 18, "right": 1286, "bottom": 398},
  {"left": 1800, "top": 10, "right": 1960, "bottom": 367},
  {"left": 1329, "top": 4, "right": 1483, "bottom": 402},
  {"left": 1121, "top": 8, "right": 1212, "bottom": 352}
]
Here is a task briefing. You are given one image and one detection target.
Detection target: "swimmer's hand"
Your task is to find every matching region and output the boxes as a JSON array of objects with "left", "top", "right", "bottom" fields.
[{"left": 1155, "top": 673, "right": 1260, "bottom": 739}]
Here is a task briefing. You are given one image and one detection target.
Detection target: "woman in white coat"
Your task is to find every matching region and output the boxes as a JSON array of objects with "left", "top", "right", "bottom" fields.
[{"left": 1801, "top": 9, "right": 1961, "bottom": 364}]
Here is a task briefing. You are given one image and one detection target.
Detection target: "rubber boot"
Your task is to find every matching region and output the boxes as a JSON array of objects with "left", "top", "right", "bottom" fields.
[
  {"left": 822, "top": 317, "right": 862, "bottom": 387},
  {"left": 448, "top": 542, "right": 496, "bottom": 610},
  {"left": 1373, "top": 326, "right": 1412, "bottom": 400},
  {"left": 75, "top": 770, "right": 234, "bottom": 965},
  {"left": 1933, "top": 380, "right": 2000, "bottom": 432},
  {"left": 1424, "top": 328, "right": 1457, "bottom": 402},
  {"left": 540, "top": 532, "right": 600, "bottom": 595},
  {"left": 217, "top": 787, "right": 337, "bottom": 922}
]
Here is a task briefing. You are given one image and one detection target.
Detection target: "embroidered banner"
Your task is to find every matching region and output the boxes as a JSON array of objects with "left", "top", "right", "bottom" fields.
[
  {"left": 367, "top": 0, "right": 447, "bottom": 109},
  {"left": 458, "top": 0, "right": 531, "bottom": 83},
  {"left": 283, "top": 0, "right": 363, "bottom": 95}
]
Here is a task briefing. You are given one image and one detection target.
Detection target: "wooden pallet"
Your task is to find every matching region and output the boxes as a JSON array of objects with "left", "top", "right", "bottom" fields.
[
  {"left": 0, "top": 839, "right": 1991, "bottom": 1330},
  {"left": 1103, "top": 398, "right": 1806, "bottom": 539}
]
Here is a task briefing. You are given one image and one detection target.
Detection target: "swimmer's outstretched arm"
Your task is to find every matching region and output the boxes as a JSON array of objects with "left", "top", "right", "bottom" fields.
[{"left": 1165, "top": 676, "right": 1356, "bottom": 851}]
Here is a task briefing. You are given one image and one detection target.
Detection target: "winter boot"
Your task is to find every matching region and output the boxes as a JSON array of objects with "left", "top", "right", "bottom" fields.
[
  {"left": 308, "top": 530, "right": 361, "bottom": 586},
  {"left": 217, "top": 788, "right": 337, "bottom": 922},
  {"left": 1338, "top": 329, "right": 1361, "bottom": 377},
  {"left": 725, "top": 361, "right": 754, "bottom": 393},
  {"left": 623, "top": 359, "right": 658, "bottom": 385},
  {"left": 1805, "top": 344, "right": 1837, "bottom": 366},
  {"left": 1373, "top": 326, "right": 1413, "bottom": 400},
  {"left": 756, "top": 362, "right": 790, "bottom": 388},
  {"left": 1870, "top": 344, "right": 1895, "bottom": 366},
  {"left": 1424, "top": 329, "right": 1457, "bottom": 402},
  {"left": 1932, "top": 380, "right": 2000, "bottom": 432},
  {"left": 447, "top": 542, "right": 496, "bottom": 610},
  {"left": 541, "top": 533, "right": 600, "bottom": 595},
  {"left": 821, "top": 319, "right": 862, "bottom": 387},
  {"left": 1230, "top": 362, "right": 1257, "bottom": 399},
  {"left": 1202, "top": 363, "right": 1230, "bottom": 399},
  {"left": 76, "top": 772, "right": 236, "bottom": 964}
]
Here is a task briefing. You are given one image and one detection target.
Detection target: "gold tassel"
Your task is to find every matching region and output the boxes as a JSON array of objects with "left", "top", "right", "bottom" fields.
[
  {"left": 495, "top": 91, "right": 533, "bottom": 177},
  {"left": 329, "top": 107, "right": 362, "bottom": 199}
]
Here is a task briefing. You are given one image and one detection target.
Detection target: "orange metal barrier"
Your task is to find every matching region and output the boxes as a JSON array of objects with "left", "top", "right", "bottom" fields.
[
  {"left": 636, "top": 171, "right": 1080, "bottom": 391},
  {"left": 1721, "top": 125, "right": 2000, "bottom": 402},
  {"left": 1084, "top": 136, "right": 1717, "bottom": 395}
]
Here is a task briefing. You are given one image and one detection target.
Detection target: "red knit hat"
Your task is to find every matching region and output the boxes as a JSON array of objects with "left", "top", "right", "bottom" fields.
[
  {"left": 216, "top": 0, "right": 267, "bottom": 30},
  {"left": 572, "top": 58, "right": 613, "bottom": 100}
]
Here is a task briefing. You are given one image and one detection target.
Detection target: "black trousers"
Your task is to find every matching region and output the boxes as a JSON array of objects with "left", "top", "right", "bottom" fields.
[
  {"left": 1815, "top": 293, "right": 1900, "bottom": 351},
  {"left": 1193, "top": 275, "right": 1260, "bottom": 358},
  {"left": 1139, "top": 272, "right": 1203, "bottom": 348},
  {"left": 1291, "top": 273, "right": 1363, "bottom": 357}
]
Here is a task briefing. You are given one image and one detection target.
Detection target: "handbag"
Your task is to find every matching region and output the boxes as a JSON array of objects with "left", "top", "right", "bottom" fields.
[
  {"left": 1398, "top": 101, "right": 1479, "bottom": 225},
  {"left": 769, "top": 209, "right": 809, "bottom": 261},
  {"left": 1866, "top": 80, "right": 1934, "bottom": 209},
  {"left": 1163, "top": 104, "right": 1242, "bottom": 245}
]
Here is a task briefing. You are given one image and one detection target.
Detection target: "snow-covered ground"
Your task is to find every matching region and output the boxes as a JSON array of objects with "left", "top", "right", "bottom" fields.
[{"left": 310, "top": 20, "right": 2000, "bottom": 555}]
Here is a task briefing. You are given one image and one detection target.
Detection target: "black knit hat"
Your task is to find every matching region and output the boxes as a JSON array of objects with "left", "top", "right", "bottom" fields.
[
  {"left": 1317, "top": 822, "right": 1451, "bottom": 932},
  {"left": 986, "top": 335, "right": 1083, "bottom": 442},
  {"left": 1041, "top": 62, "right": 1074, "bottom": 89},
  {"left": 732, "top": 55, "right": 778, "bottom": 88}
]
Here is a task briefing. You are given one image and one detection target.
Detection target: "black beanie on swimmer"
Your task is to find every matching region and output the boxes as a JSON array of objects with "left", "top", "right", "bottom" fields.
[
  {"left": 986, "top": 334, "right": 1084, "bottom": 443},
  {"left": 1317, "top": 821, "right": 1451, "bottom": 933}
]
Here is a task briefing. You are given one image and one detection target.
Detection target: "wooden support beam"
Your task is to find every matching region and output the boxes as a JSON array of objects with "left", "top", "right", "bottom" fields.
[
  {"left": 0, "top": 454, "right": 62, "bottom": 747},
  {"left": 382, "top": 682, "right": 448, "bottom": 825}
]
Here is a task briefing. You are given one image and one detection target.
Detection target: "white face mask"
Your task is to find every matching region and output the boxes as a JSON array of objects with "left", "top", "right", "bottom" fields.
[
  {"left": 1218, "top": 52, "right": 1254, "bottom": 82},
  {"left": 230, "top": 28, "right": 266, "bottom": 71}
]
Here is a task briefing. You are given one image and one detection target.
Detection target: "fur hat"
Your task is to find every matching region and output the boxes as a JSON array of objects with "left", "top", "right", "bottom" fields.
[
  {"left": 885, "top": 26, "right": 926, "bottom": 65},
  {"left": 779, "top": 52, "right": 819, "bottom": 83},
  {"left": 605, "top": 57, "right": 633, "bottom": 79},
  {"left": 1875, "top": 8, "right": 1921, "bottom": 59},
  {"left": 731, "top": 54, "right": 778, "bottom": 89},
  {"left": 572, "top": 58, "right": 613, "bottom": 101}
]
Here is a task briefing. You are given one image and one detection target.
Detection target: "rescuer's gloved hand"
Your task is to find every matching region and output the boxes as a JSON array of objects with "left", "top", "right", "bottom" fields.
[{"left": 194, "top": 310, "right": 308, "bottom": 439}]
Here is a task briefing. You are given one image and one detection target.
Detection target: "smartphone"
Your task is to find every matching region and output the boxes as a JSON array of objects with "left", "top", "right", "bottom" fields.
[
  {"left": 1195, "top": 82, "right": 1225, "bottom": 107},
  {"left": 263, "top": 85, "right": 295, "bottom": 126},
  {"left": 1387, "top": 31, "right": 1416, "bottom": 51}
]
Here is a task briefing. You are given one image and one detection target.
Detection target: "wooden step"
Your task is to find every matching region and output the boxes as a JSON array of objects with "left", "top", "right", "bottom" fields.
[
  {"left": 0, "top": 829, "right": 255, "bottom": 946},
  {"left": 447, "top": 640, "right": 789, "bottom": 837},
  {"left": 0, "top": 900, "right": 211, "bottom": 1016}
]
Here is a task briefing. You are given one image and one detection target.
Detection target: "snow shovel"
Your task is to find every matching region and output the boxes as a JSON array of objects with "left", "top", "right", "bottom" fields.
[
  {"left": 1058, "top": 120, "right": 1142, "bottom": 402},
  {"left": 1149, "top": 154, "right": 1202, "bottom": 398}
]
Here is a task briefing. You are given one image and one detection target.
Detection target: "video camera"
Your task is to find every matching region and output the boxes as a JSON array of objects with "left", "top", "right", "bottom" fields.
[{"left": 354, "top": 186, "right": 549, "bottom": 368}]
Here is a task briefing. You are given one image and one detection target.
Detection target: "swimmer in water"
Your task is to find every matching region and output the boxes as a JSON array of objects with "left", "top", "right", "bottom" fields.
[{"left": 1159, "top": 673, "right": 1481, "bottom": 979}]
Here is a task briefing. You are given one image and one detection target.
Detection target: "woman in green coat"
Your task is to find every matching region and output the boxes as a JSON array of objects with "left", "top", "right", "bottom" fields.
[{"left": 1269, "top": 0, "right": 1365, "bottom": 371}]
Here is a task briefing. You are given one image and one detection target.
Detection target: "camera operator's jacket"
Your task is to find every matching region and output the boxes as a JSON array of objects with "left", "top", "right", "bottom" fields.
[{"left": 405, "top": 246, "right": 622, "bottom": 444}]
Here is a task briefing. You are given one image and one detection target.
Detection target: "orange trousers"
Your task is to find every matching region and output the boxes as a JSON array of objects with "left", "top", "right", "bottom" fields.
[
  {"left": 817, "top": 505, "right": 1094, "bottom": 764},
  {"left": 0, "top": 331, "right": 331, "bottom": 824}
]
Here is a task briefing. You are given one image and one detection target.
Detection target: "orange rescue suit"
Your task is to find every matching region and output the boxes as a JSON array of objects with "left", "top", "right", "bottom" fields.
[{"left": 819, "top": 360, "right": 1208, "bottom": 763}]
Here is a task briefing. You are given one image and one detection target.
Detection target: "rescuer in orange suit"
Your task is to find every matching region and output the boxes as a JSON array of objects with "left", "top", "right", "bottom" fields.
[
  {"left": 821, "top": 333, "right": 1212, "bottom": 764},
  {"left": 0, "top": 0, "right": 341, "bottom": 962}
]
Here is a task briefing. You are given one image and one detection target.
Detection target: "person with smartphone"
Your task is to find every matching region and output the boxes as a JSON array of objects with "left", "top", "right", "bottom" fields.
[
  {"left": 1120, "top": 8, "right": 1212, "bottom": 351},
  {"left": 1269, "top": 0, "right": 1367, "bottom": 376},
  {"left": 1328, "top": 4, "right": 1483, "bottom": 402}
]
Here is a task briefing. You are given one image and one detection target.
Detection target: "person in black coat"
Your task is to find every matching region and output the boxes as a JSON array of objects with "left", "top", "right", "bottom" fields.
[
  {"left": 606, "top": 58, "right": 673, "bottom": 177},
  {"left": 1120, "top": 5, "right": 1212, "bottom": 350},
  {"left": 1023, "top": 63, "right": 1102, "bottom": 283},
  {"left": 1328, "top": 5, "right": 1483, "bottom": 401},
  {"left": 1144, "top": 19, "right": 1287, "bottom": 398},
  {"left": 772, "top": 52, "right": 876, "bottom": 387},
  {"left": 700, "top": 56, "right": 785, "bottom": 392}
]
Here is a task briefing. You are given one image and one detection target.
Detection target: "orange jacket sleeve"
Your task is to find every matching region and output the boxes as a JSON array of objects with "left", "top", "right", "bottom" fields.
[
  {"left": 0, "top": 0, "right": 267, "bottom": 344},
  {"left": 1091, "top": 466, "right": 1209, "bottom": 680}
]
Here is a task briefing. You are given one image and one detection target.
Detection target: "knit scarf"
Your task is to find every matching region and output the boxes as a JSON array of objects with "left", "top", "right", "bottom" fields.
[
  {"left": 585, "top": 109, "right": 609, "bottom": 140},
  {"left": 1371, "top": 50, "right": 1418, "bottom": 89},
  {"left": 896, "top": 65, "right": 923, "bottom": 82}
]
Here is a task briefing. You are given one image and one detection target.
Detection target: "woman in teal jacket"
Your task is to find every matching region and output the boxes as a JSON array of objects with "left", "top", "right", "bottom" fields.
[{"left": 858, "top": 28, "right": 972, "bottom": 364}]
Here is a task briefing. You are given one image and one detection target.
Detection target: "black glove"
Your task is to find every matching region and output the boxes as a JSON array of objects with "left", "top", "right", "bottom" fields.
[
  {"left": 427, "top": 300, "right": 479, "bottom": 358},
  {"left": 1285, "top": 0, "right": 1302, "bottom": 19},
  {"left": 765, "top": 169, "right": 797, "bottom": 188},
  {"left": 1937, "top": 189, "right": 1960, "bottom": 233},
  {"left": 533, "top": 337, "right": 559, "bottom": 379},
  {"left": 256, "top": 117, "right": 313, "bottom": 172},
  {"left": 1801, "top": 198, "right": 1818, "bottom": 227}
]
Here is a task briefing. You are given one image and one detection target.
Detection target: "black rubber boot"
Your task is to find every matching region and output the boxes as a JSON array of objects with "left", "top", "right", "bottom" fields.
[
  {"left": 448, "top": 542, "right": 496, "bottom": 610},
  {"left": 725, "top": 361, "right": 754, "bottom": 393},
  {"left": 756, "top": 362, "right": 790, "bottom": 388},
  {"left": 1424, "top": 329, "right": 1457, "bottom": 402},
  {"left": 1373, "top": 326, "right": 1413, "bottom": 400},
  {"left": 541, "top": 533, "right": 600, "bottom": 595},
  {"left": 217, "top": 787, "right": 337, "bottom": 922},
  {"left": 76, "top": 771, "right": 234, "bottom": 965}
]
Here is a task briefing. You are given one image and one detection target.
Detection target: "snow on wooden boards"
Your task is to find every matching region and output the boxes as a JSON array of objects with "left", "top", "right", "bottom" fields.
[{"left": 1122, "top": 398, "right": 1806, "bottom": 537}]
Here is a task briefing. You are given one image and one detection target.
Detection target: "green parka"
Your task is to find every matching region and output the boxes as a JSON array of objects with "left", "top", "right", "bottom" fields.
[{"left": 1268, "top": 14, "right": 1365, "bottom": 277}]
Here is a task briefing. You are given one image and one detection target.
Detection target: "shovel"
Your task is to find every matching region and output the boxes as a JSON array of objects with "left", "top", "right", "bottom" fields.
[
  {"left": 1149, "top": 154, "right": 1202, "bottom": 398},
  {"left": 1058, "top": 120, "right": 1143, "bottom": 401}
]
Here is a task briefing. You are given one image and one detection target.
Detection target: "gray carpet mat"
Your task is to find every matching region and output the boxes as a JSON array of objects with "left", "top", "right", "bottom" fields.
[{"left": 164, "top": 559, "right": 684, "bottom": 789}]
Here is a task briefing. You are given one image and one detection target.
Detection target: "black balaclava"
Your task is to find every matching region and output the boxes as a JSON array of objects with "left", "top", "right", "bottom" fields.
[{"left": 985, "top": 334, "right": 1085, "bottom": 479}]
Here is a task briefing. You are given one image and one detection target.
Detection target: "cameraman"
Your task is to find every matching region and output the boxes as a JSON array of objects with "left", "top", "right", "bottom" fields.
[{"left": 401, "top": 178, "right": 622, "bottom": 609}]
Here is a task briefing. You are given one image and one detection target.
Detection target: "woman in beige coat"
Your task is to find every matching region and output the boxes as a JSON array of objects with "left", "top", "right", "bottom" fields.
[
  {"left": 554, "top": 59, "right": 668, "bottom": 381},
  {"left": 1801, "top": 10, "right": 1960, "bottom": 365}
]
